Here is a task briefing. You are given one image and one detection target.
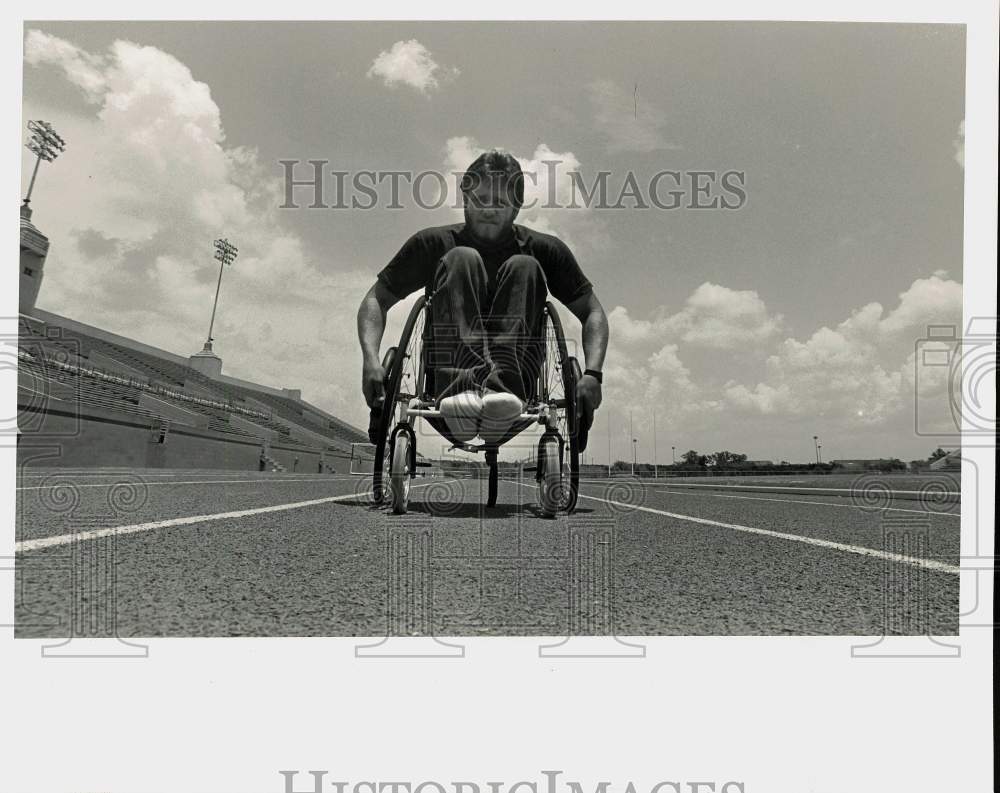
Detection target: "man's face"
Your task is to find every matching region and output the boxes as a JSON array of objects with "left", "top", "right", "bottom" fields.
[{"left": 463, "top": 176, "right": 519, "bottom": 242}]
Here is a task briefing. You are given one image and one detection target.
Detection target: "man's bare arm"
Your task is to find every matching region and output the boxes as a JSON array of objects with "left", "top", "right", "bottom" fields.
[
  {"left": 564, "top": 290, "right": 608, "bottom": 451},
  {"left": 357, "top": 280, "right": 400, "bottom": 407},
  {"left": 565, "top": 290, "right": 609, "bottom": 372}
]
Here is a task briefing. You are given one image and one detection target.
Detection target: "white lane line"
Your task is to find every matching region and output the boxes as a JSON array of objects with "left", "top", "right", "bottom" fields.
[
  {"left": 16, "top": 486, "right": 428, "bottom": 553},
  {"left": 18, "top": 471, "right": 360, "bottom": 479},
  {"left": 17, "top": 476, "right": 360, "bottom": 491},
  {"left": 18, "top": 475, "right": 311, "bottom": 481},
  {"left": 18, "top": 471, "right": 313, "bottom": 478},
  {"left": 581, "top": 478, "right": 957, "bottom": 497},
  {"left": 630, "top": 486, "right": 961, "bottom": 518},
  {"left": 20, "top": 468, "right": 219, "bottom": 479},
  {"left": 552, "top": 486, "right": 960, "bottom": 575}
]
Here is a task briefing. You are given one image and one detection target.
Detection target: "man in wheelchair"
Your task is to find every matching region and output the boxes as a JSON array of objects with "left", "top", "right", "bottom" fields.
[{"left": 357, "top": 149, "right": 608, "bottom": 452}]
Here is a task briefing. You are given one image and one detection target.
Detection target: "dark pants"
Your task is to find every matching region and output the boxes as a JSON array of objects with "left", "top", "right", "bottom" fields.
[{"left": 428, "top": 246, "right": 547, "bottom": 403}]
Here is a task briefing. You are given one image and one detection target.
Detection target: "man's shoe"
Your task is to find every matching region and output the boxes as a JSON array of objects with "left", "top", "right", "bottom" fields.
[
  {"left": 481, "top": 389, "right": 524, "bottom": 420},
  {"left": 480, "top": 389, "right": 525, "bottom": 439},
  {"left": 438, "top": 390, "right": 484, "bottom": 442}
]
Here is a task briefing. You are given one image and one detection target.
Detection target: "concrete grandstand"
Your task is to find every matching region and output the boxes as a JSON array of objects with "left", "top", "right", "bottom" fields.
[{"left": 16, "top": 308, "right": 368, "bottom": 472}]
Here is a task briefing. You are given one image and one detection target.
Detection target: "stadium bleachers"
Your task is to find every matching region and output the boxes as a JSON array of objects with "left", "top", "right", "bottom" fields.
[
  {"left": 220, "top": 383, "right": 366, "bottom": 448},
  {"left": 17, "top": 313, "right": 365, "bottom": 464},
  {"left": 18, "top": 349, "right": 269, "bottom": 442}
]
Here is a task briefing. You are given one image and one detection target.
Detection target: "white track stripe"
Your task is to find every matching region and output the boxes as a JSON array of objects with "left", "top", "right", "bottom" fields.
[
  {"left": 632, "top": 486, "right": 962, "bottom": 517},
  {"left": 558, "top": 486, "right": 960, "bottom": 575},
  {"left": 16, "top": 486, "right": 428, "bottom": 553},
  {"left": 18, "top": 471, "right": 334, "bottom": 479},
  {"left": 18, "top": 470, "right": 361, "bottom": 477},
  {"left": 16, "top": 477, "right": 360, "bottom": 491},
  {"left": 582, "top": 479, "right": 957, "bottom": 498}
]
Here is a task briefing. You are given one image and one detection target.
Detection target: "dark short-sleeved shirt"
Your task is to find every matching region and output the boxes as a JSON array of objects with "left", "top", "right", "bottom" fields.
[{"left": 376, "top": 223, "right": 593, "bottom": 305}]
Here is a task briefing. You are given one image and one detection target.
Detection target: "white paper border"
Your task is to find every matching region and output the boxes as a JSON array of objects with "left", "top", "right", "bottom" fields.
[{"left": 2, "top": 3, "right": 995, "bottom": 792}]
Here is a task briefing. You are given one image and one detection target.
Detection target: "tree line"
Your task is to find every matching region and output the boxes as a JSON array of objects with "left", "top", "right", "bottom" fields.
[{"left": 437, "top": 448, "right": 954, "bottom": 475}]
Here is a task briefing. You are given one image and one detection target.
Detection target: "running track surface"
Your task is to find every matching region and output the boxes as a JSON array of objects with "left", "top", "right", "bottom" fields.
[{"left": 12, "top": 468, "right": 961, "bottom": 637}]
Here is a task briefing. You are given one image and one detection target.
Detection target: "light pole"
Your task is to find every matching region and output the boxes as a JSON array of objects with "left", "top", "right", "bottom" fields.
[
  {"left": 203, "top": 238, "right": 238, "bottom": 352},
  {"left": 671, "top": 445, "right": 676, "bottom": 465},
  {"left": 813, "top": 435, "right": 820, "bottom": 465},
  {"left": 629, "top": 409, "right": 634, "bottom": 476},
  {"left": 22, "top": 120, "right": 66, "bottom": 215},
  {"left": 817, "top": 444, "right": 823, "bottom": 464},
  {"left": 607, "top": 409, "right": 612, "bottom": 478},
  {"left": 652, "top": 411, "right": 658, "bottom": 478}
]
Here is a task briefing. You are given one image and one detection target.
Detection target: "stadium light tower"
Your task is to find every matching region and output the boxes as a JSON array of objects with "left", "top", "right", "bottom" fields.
[
  {"left": 22, "top": 120, "right": 66, "bottom": 215},
  {"left": 202, "top": 238, "right": 239, "bottom": 352}
]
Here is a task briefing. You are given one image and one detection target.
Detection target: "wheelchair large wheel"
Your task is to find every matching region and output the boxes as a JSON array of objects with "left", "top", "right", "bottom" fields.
[
  {"left": 536, "top": 303, "right": 581, "bottom": 514},
  {"left": 373, "top": 296, "right": 426, "bottom": 504}
]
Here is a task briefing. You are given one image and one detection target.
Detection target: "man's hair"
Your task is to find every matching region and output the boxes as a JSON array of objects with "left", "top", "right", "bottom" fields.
[{"left": 460, "top": 149, "right": 524, "bottom": 208}]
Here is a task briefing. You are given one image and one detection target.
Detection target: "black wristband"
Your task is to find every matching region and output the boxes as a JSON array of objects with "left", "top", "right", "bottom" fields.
[{"left": 584, "top": 369, "right": 603, "bottom": 384}]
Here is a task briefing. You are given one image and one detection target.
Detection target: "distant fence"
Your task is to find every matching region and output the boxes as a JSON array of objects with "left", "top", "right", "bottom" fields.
[
  {"left": 604, "top": 468, "right": 833, "bottom": 478},
  {"left": 600, "top": 468, "right": 932, "bottom": 478}
]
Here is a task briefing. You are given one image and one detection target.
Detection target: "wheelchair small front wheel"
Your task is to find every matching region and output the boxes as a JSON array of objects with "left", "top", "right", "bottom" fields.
[
  {"left": 538, "top": 436, "right": 562, "bottom": 518},
  {"left": 390, "top": 432, "right": 412, "bottom": 514}
]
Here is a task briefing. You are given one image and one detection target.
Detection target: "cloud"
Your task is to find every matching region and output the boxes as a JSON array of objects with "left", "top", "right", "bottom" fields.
[
  {"left": 606, "top": 283, "right": 782, "bottom": 351},
  {"left": 25, "top": 29, "right": 106, "bottom": 100},
  {"left": 720, "top": 274, "right": 963, "bottom": 425},
  {"left": 587, "top": 79, "right": 679, "bottom": 154},
  {"left": 837, "top": 274, "right": 963, "bottom": 339},
  {"left": 606, "top": 305, "right": 662, "bottom": 346},
  {"left": 575, "top": 272, "right": 963, "bottom": 460},
  {"left": 367, "top": 39, "right": 458, "bottom": 94},
  {"left": 876, "top": 274, "right": 963, "bottom": 336},
  {"left": 665, "top": 282, "right": 783, "bottom": 349},
  {"left": 23, "top": 30, "right": 374, "bottom": 428},
  {"left": 725, "top": 328, "right": 905, "bottom": 423},
  {"left": 581, "top": 282, "right": 783, "bottom": 438},
  {"left": 953, "top": 119, "right": 964, "bottom": 169},
  {"left": 443, "top": 135, "right": 478, "bottom": 182}
]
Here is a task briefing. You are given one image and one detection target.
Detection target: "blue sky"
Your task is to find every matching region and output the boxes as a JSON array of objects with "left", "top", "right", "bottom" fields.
[{"left": 21, "top": 21, "right": 966, "bottom": 463}]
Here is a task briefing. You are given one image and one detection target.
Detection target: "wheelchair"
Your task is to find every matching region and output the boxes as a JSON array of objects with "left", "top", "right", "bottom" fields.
[{"left": 370, "top": 292, "right": 581, "bottom": 517}]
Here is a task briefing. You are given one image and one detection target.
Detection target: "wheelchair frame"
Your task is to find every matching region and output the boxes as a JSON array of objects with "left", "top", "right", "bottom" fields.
[{"left": 370, "top": 293, "right": 581, "bottom": 516}]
